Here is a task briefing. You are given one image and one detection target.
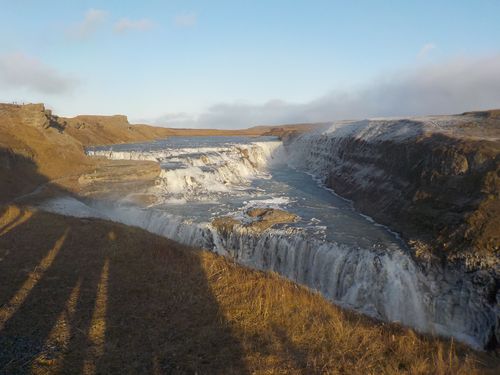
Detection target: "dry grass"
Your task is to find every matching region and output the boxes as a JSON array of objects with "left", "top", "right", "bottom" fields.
[{"left": 1, "top": 205, "right": 498, "bottom": 374}]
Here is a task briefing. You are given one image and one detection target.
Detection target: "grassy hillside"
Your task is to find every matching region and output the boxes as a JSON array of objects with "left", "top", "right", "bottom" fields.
[
  {"left": 1, "top": 205, "right": 497, "bottom": 374},
  {"left": 0, "top": 104, "right": 92, "bottom": 202},
  {"left": 0, "top": 104, "right": 161, "bottom": 204},
  {"left": 63, "top": 115, "right": 174, "bottom": 146}
]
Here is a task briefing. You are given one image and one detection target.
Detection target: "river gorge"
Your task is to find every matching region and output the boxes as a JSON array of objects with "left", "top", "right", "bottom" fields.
[{"left": 39, "top": 114, "right": 500, "bottom": 349}]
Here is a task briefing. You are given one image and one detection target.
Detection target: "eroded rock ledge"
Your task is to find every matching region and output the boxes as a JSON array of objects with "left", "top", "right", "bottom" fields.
[{"left": 212, "top": 208, "right": 298, "bottom": 234}]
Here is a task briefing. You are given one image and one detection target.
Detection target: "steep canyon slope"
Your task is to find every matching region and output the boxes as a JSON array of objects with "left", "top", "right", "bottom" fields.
[{"left": 285, "top": 112, "right": 500, "bottom": 272}]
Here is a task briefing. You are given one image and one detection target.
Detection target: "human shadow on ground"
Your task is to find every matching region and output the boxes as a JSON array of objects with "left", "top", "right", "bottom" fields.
[{"left": 0, "top": 148, "right": 249, "bottom": 374}]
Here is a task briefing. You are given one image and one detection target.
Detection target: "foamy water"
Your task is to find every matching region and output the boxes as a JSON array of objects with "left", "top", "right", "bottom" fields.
[{"left": 40, "top": 135, "right": 496, "bottom": 348}]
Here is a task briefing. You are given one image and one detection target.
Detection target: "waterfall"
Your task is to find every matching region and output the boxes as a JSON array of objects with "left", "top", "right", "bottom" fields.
[
  {"left": 87, "top": 141, "right": 285, "bottom": 201},
  {"left": 39, "top": 135, "right": 498, "bottom": 349}
]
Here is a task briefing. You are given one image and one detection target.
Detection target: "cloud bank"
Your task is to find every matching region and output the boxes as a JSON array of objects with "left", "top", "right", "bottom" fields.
[
  {"left": 0, "top": 53, "right": 77, "bottom": 94},
  {"left": 152, "top": 54, "right": 500, "bottom": 129}
]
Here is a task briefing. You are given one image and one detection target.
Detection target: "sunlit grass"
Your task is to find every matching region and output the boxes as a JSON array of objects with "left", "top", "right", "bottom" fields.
[
  {"left": 0, "top": 205, "right": 33, "bottom": 237},
  {"left": 32, "top": 278, "right": 82, "bottom": 373},
  {"left": 82, "top": 259, "right": 109, "bottom": 375},
  {"left": 201, "top": 253, "right": 485, "bottom": 374},
  {"left": 0, "top": 229, "right": 68, "bottom": 331}
]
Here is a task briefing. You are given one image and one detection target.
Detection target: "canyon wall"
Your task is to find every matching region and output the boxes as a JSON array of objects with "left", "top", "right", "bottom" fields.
[
  {"left": 286, "top": 112, "right": 499, "bottom": 272},
  {"left": 285, "top": 112, "right": 500, "bottom": 347}
]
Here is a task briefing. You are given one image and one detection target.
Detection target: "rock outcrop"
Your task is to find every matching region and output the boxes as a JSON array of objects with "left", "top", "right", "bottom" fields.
[
  {"left": 212, "top": 208, "right": 298, "bottom": 234},
  {"left": 246, "top": 208, "right": 298, "bottom": 231}
]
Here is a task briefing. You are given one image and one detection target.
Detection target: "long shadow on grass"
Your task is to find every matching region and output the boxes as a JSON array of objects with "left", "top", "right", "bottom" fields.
[{"left": 0, "top": 148, "right": 248, "bottom": 374}]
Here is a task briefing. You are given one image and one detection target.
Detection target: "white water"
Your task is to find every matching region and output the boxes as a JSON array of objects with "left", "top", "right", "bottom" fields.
[
  {"left": 87, "top": 140, "right": 283, "bottom": 201},
  {"left": 41, "top": 135, "right": 496, "bottom": 349}
]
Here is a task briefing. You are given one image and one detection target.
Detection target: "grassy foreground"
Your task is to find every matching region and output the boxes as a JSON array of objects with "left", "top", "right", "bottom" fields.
[{"left": 1, "top": 205, "right": 498, "bottom": 374}]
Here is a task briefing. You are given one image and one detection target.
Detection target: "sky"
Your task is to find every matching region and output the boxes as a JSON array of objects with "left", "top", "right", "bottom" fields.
[{"left": 0, "top": 0, "right": 499, "bottom": 128}]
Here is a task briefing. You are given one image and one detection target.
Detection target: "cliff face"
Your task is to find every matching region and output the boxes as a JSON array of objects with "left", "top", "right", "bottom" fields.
[
  {"left": 285, "top": 113, "right": 500, "bottom": 346},
  {"left": 286, "top": 113, "right": 500, "bottom": 272},
  {"left": 325, "top": 132, "right": 499, "bottom": 270},
  {"left": 64, "top": 114, "right": 321, "bottom": 145},
  {"left": 0, "top": 104, "right": 167, "bottom": 204},
  {"left": 0, "top": 104, "right": 91, "bottom": 201}
]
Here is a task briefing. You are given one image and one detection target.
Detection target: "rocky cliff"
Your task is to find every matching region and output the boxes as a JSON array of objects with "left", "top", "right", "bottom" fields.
[
  {"left": 285, "top": 112, "right": 500, "bottom": 346},
  {"left": 324, "top": 131, "right": 499, "bottom": 270},
  {"left": 286, "top": 112, "right": 499, "bottom": 271}
]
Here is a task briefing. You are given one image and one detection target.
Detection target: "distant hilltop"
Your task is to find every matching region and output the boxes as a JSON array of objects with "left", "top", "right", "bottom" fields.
[{"left": 0, "top": 102, "right": 317, "bottom": 146}]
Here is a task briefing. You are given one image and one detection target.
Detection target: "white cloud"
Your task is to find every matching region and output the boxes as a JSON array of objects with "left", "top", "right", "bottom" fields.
[
  {"left": 152, "top": 54, "right": 500, "bottom": 129},
  {"left": 0, "top": 52, "right": 78, "bottom": 94},
  {"left": 174, "top": 13, "right": 197, "bottom": 27},
  {"left": 67, "top": 8, "right": 107, "bottom": 39},
  {"left": 114, "top": 18, "right": 155, "bottom": 33},
  {"left": 418, "top": 42, "right": 437, "bottom": 58}
]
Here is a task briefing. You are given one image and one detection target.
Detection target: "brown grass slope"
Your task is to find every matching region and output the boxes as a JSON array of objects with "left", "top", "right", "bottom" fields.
[
  {"left": 0, "top": 104, "right": 161, "bottom": 204},
  {"left": 63, "top": 115, "right": 174, "bottom": 146},
  {"left": 0, "top": 104, "right": 92, "bottom": 202},
  {"left": 1, "top": 205, "right": 498, "bottom": 374}
]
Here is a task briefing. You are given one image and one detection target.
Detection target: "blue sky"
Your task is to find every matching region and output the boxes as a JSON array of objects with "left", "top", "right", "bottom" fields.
[{"left": 1, "top": 1, "right": 499, "bottom": 128}]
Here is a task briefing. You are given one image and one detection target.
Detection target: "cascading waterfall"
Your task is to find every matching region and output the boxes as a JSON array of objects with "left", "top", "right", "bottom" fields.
[
  {"left": 87, "top": 141, "right": 284, "bottom": 201},
  {"left": 41, "top": 135, "right": 496, "bottom": 349}
]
